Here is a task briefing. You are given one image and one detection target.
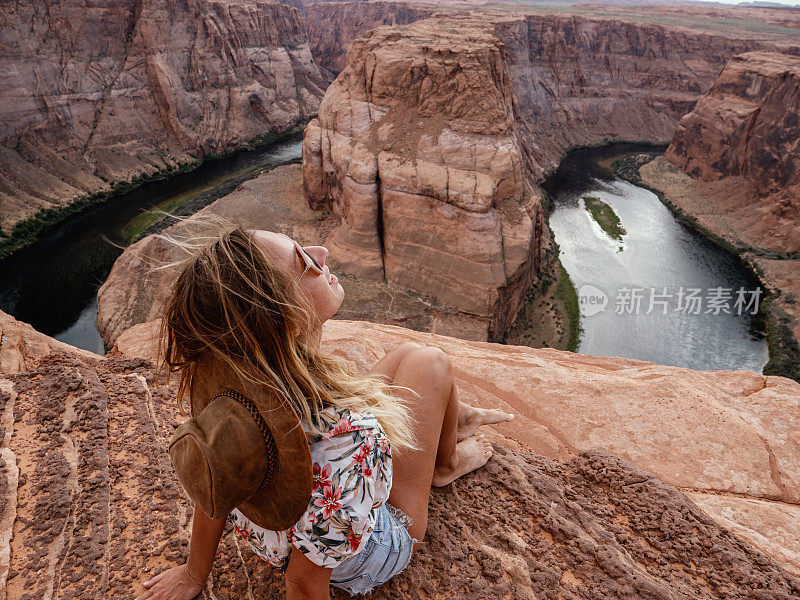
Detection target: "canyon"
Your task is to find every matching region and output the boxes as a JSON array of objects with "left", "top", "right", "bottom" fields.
[
  {"left": 3, "top": 309, "right": 800, "bottom": 597},
  {"left": 640, "top": 50, "right": 800, "bottom": 380},
  {"left": 98, "top": 3, "right": 799, "bottom": 345},
  {"left": 299, "top": 5, "right": 792, "bottom": 342},
  {"left": 302, "top": 17, "right": 541, "bottom": 341},
  {"left": 664, "top": 51, "right": 800, "bottom": 255},
  {"left": 0, "top": 0, "right": 327, "bottom": 236},
  {"left": 2, "top": 1, "right": 800, "bottom": 598}
]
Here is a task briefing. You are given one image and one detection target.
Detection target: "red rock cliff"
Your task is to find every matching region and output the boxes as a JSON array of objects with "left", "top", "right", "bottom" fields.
[
  {"left": 306, "top": 1, "right": 433, "bottom": 75},
  {"left": 665, "top": 51, "right": 800, "bottom": 253},
  {"left": 0, "top": 0, "right": 327, "bottom": 235},
  {"left": 305, "top": 3, "right": 768, "bottom": 176},
  {"left": 493, "top": 14, "right": 764, "bottom": 177}
]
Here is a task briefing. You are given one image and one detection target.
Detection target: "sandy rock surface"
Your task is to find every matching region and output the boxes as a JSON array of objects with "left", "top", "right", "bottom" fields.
[
  {"left": 115, "top": 316, "right": 800, "bottom": 579},
  {"left": 1, "top": 317, "right": 798, "bottom": 597},
  {"left": 0, "top": 0, "right": 327, "bottom": 234},
  {"left": 665, "top": 51, "right": 800, "bottom": 255},
  {"left": 0, "top": 310, "right": 99, "bottom": 375}
]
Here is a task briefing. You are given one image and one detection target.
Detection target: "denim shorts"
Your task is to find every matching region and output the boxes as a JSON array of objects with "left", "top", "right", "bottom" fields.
[{"left": 329, "top": 502, "right": 420, "bottom": 596}]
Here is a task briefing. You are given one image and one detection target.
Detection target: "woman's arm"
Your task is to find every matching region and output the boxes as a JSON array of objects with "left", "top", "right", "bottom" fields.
[
  {"left": 137, "top": 505, "right": 227, "bottom": 599},
  {"left": 285, "top": 547, "right": 333, "bottom": 600}
]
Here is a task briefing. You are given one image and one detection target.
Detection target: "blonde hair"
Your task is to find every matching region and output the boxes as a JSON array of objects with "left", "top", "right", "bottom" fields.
[{"left": 153, "top": 214, "right": 419, "bottom": 452}]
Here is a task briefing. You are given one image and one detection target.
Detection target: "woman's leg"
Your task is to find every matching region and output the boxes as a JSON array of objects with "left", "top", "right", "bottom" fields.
[
  {"left": 384, "top": 346, "right": 512, "bottom": 550},
  {"left": 368, "top": 343, "right": 514, "bottom": 443},
  {"left": 367, "top": 342, "right": 425, "bottom": 382}
]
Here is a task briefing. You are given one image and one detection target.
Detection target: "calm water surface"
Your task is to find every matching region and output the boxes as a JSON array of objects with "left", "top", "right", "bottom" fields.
[
  {"left": 544, "top": 144, "right": 768, "bottom": 372},
  {"left": 0, "top": 136, "right": 302, "bottom": 354}
]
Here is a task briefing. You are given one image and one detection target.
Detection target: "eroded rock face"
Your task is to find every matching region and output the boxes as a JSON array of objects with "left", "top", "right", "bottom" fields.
[
  {"left": 117, "top": 316, "right": 800, "bottom": 578},
  {"left": 494, "top": 15, "right": 762, "bottom": 178},
  {"left": 303, "top": 17, "right": 543, "bottom": 342},
  {"left": 306, "top": 1, "right": 433, "bottom": 75},
  {"left": 0, "top": 0, "right": 327, "bottom": 234},
  {"left": 665, "top": 51, "right": 800, "bottom": 254},
  {"left": 0, "top": 309, "right": 99, "bottom": 375},
  {"left": 2, "top": 314, "right": 799, "bottom": 597},
  {"left": 302, "top": 4, "right": 768, "bottom": 178}
]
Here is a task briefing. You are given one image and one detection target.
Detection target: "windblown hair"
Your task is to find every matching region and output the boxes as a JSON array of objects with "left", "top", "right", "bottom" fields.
[{"left": 153, "top": 214, "right": 419, "bottom": 451}]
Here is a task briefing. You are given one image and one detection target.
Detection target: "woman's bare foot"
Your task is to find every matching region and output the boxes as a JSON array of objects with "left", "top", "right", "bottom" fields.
[
  {"left": 431, "top": 435, "right": 493, "bottom": 487},
  {"left": 457, "top": 403, "right": 514, "bottom": 442}
]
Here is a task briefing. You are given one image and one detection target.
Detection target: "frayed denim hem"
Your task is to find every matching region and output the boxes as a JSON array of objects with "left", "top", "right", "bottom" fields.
[
  {"left": 334, "top": 552, "right": 417, "bottom": 597},
  {"left": 329, "top": 502, "right": 419, "bottom": 596},
  {"left": 385, "top": 502, "right": 418, "bottom": 541}
]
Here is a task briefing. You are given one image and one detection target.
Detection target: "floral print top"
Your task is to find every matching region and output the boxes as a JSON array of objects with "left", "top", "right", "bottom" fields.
[{"left": 228, "top": 405, "right": 393, "bottom": 568}]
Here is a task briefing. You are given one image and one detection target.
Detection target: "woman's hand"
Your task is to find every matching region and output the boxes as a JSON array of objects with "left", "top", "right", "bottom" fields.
[
  {"left": 136, "top": 504, "right": 226, "bottom": 599},
  {"left": 137, "top": 564, "right": 204, "bottom": 600}
]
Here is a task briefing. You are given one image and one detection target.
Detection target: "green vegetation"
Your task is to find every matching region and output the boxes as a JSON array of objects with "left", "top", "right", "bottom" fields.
[
  {"left": 554, "top": 261, "right": 582, "bottom": 352},
  {"left": 500, "top": 209, "right": 582, "bottom": 352},
  {"left": 583, "top": 196, "right": 626, "bottom": 242},
  {"left": 0, "top": 122, "right": 308, "bottom": 260},
  {"left": 0, "top": 176, "right": 153, "bottom": 260},
  {"left": 763, "top": 297, "right": 800, "bottom": 382}
]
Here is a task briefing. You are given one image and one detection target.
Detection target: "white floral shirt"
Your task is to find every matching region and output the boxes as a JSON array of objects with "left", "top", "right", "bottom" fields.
[{"left": 228, "top": 405, "right": 393, "bottom": 568}]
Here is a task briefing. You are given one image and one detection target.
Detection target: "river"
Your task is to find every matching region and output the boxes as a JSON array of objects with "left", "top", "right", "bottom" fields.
[
  {"left": 0, "top": 136, "right": 303, "bottom": 354},
  {"left": 0, "top": 140, "right": 770, "bottom": 371},
  {"left": 544, "top": 144, "right": 769, "bottom": 372}
]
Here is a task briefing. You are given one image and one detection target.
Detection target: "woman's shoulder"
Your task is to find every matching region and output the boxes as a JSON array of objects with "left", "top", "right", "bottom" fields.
[{"left": 311, "top": 404, "right": 388, "bottom": 442}]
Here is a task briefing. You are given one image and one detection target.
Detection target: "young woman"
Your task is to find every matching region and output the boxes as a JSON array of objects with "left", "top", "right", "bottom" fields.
[{"left": 136, "top": 224, "right": 513, "bottom": 600}]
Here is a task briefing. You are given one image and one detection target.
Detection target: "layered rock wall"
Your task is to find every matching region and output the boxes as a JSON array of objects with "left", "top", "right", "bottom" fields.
[
  {"left": 665, "top": 51, "right": 800, "bottom": 253},
  {"left": 303, "top": 3, "right": 770, "bottom": 175},
  {"left": 0, "top": 0, "right": 327, "bottom": 234},
  {"left": 306, "top": 1, "right": 433, "bottom": 75},
  {"left": 494, "top": 15, "right": 763, "bottom": 177},
  {"left": 303, "top": 18, "right": 542, "bottom": 341}
]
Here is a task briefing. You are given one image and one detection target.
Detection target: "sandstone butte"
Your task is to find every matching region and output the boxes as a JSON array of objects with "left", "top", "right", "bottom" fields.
[
  {"left": 303, "top": 17, "right": 543, "bottom": 342},
  {"left": 2, "top": 307, "right": 800, "bottom": 598},
  {"left": 0, "top": 0, "right": 327, "bottom": 235},
  {"left": 640, "top": 51, "right": 800, "bottom": 380}
]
